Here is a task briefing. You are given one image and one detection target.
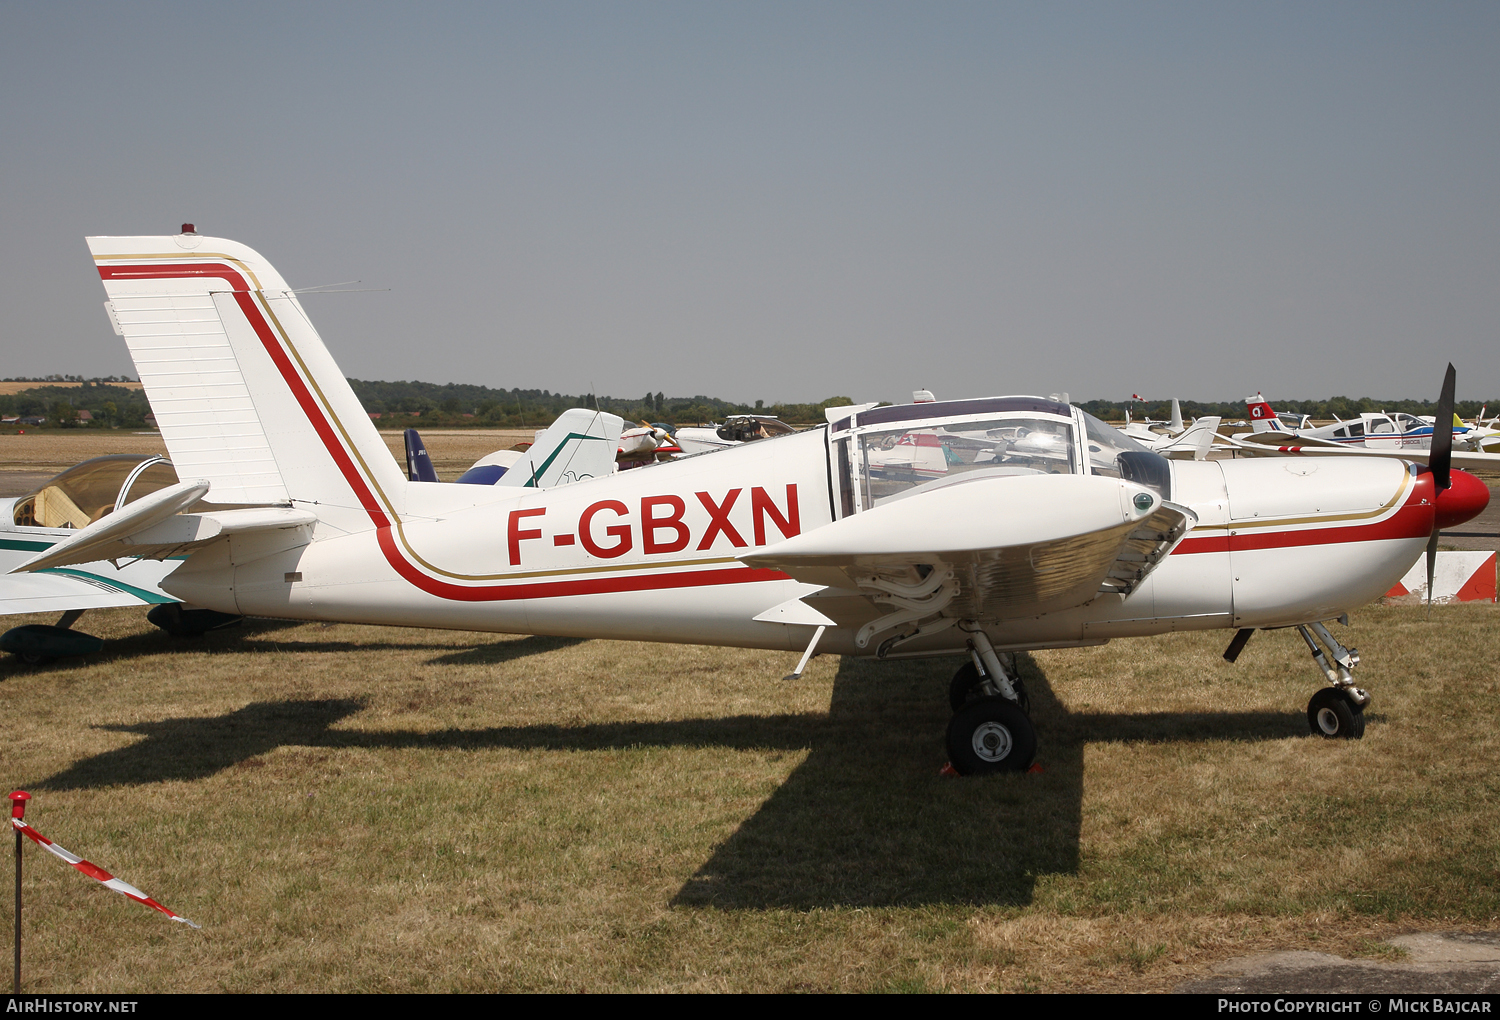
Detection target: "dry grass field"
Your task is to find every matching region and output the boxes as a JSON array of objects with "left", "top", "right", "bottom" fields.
[
  {"left": 3, "top": 608, "right": 1498, "bottom": 993},
  {"left": 2, "top": 433, "right": 1499, "bottom": 992},
  {"left": 0, "top": 429, "right": 531, "bottom": 496},
  {"left": 0, "top": 381, "right": 143, "bottom": 395}
]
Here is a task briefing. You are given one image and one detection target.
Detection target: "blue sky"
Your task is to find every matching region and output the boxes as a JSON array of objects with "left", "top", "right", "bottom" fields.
[{"left": 3, "top": 2, "right": 1498, "bottom": 405}]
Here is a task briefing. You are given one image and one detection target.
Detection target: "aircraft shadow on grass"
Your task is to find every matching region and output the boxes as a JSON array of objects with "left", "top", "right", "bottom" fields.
[
  {"left": 0, "top": 622, "right": 580, "bottom": 677},
  {"left": 36, "top": 654, "right": 1306, "bottom": 908}
]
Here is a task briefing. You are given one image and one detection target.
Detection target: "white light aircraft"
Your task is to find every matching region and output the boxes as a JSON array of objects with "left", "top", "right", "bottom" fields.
[
  {"left": 1116, "top": 399, "right": 1221, "bottom": 461},
  {"left": 5, "top": 231, "right": 1491, "bottom": 775},
  {"left": 1240, "top": 393, "right": 1478, "bottom": 452}
]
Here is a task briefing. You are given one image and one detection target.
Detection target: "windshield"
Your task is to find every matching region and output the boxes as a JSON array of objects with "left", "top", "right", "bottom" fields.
[
  {"left": 858, "top": 415, "right": 1076, "bottom": 506},
  {"left": 1082, "top": 413, "right": 1152, "bottom": 477},
  {"left": 1081, "top": 412, "right": 1171, "bottom": 498}
]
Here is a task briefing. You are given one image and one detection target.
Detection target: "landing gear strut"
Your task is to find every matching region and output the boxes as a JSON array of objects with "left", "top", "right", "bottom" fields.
[
  {"left": 1297, "top": 622, "right": 1368, "bottom": 740},
  {"left": 945, "top": 625, "right": 1036, "bottom": 774}
]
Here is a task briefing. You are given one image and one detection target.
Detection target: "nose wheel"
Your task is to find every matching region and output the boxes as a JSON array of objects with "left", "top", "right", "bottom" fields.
[{"left": 1307, "top": 687, "right": 1365, "bottom": 740}]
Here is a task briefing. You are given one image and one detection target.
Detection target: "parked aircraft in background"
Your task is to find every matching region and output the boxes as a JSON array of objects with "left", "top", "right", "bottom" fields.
[
  {"left": 0, "top": 454, "right": 220, "bottom": 658},
  {"left": 1114, "top": 399, "right": 1221, "bottom": 461},
  {"left": 4, "top": 231, "right": 1490, "bottom": 776},
  {"left": 617, "top": 422, "right": 680, "bottom": 469},
  {"left": 1120, "top": 397, "right": 1187, "bottom": 441},
  {"left": 674, "top": 415, "right": 799, "bottom": 456},
  {"left": 1243, "top": 394, "right": 1313, "bottom": 433},
  {"left": 1240, "top": 393, "right": 1479, "bottom": 451}
]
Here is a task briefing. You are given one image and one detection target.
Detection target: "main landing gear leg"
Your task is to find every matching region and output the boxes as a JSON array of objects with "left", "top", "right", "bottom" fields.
[
  {"left": 946, "top": 624, "right": 1036, "bottom": 775},
  {"left": 1298, "top": 622, "right": 1368, "bottom": 740}
]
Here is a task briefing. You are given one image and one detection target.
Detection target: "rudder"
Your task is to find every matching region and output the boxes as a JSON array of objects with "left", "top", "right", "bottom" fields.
[{"left": 89, "top": 232, "right": 407, "bottom": 533}]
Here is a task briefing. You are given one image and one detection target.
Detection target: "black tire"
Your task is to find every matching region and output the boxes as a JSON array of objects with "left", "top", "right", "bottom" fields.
[
  {"left": 13, "top": 651, "right": 52, "bottom": 666},
  {"left": 949, "top": 661, "right": 983, "bottom": 712},
  {"left": 949, "top": 661, "right": 1031, "bottom": 715},
  {"left": 1307, "top": 687, "right": 1365, "bottom": 740},
  {"left": 946, "top": 697, "right": 1038, "bottom": 775}
]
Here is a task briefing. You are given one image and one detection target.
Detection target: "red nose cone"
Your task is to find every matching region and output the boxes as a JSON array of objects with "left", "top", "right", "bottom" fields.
[{"left": 1435, "top": 469, "right": 1490, "bottom": 530}]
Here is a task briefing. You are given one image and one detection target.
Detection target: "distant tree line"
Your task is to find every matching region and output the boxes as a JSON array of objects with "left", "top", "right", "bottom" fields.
[
  {"left": 347, "top": 379, "right": 859, "bottom": 428},
  {"left": 0, "top": 382, "right": 152, "bottom": 427},
  {"left": 2, "top": 375, "right": 138, "bottom": 383},
  {"left": 0, "top": 377, "right": 859, "bottom": 429},
  {"left": 1079, "top": 396, "right": 1500, "bottom": 423},
  {"left": 5, "top": 376, "right": 1498, "bottom": 430}
]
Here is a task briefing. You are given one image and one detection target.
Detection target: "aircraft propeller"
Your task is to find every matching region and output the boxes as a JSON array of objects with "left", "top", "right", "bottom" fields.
[{"left": 1425, "top": 363, "right": 1456, "bottom": 613}]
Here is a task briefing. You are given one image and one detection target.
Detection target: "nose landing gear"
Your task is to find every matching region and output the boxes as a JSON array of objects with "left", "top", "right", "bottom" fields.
[{"left": 1297, "top": 622, "right": 1368, "bottom": 740}]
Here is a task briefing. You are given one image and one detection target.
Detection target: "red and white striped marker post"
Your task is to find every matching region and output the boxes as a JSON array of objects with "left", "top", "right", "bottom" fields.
[
  {"left": 12, "top": 791, "right": 29, "bottom": 994},
  {"left": 9, "top": 790, "right": 198, "bottom": 991}
]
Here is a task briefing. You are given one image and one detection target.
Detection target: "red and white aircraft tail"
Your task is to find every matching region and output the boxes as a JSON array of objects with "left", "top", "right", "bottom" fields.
[
  {"left": 1245, "top": 393, "right": 1288, "bottom": 433},
  {"left": 89, "top": 231, "right": 409, "bottom": 533}
]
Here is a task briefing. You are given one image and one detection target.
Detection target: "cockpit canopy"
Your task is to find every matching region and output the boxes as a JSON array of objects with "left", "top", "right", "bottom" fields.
[
  {"left": 715, "top": 416, "right": 797, "bottom": 443},
  {"left": 12, "top": 455, "right": 179, "bottom": 529},
  {"left": 830, "top": 396, "right": 1169, "bottom": 511}
]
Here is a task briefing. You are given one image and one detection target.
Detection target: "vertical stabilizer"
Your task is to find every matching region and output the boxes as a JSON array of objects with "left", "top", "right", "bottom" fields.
[
  {"left": 1245, "top": 393, "right": 1285, "bottom": 433},
  {"left": 404, "top": 429, "right": 439, "bottom": 482},
  {"left": 1168, "top": 398, "right": 1184, "bottom": 433},
  {"left": 497, "top": 408, "right": 624, "bottom": 488},
  {"left": 88, "top": 233, "right": 407, "bottom": 533}
]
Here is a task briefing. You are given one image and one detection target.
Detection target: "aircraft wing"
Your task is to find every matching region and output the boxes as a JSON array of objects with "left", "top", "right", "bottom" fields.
[
  {"left": 1157, "top": 416, "right": 1222, "bottom": 460},
  {"left": 740, "top": 474, "right": 1195, "bottom": 627},
  {"left": 0, "top": 566, "right": 178, "bottom": 616},
  {"left": 1221, "top": 434, "right": 1500, "bottom": 471},
  {"left": 1232, "top": 431, "right": 1349, "bottom": 450}
]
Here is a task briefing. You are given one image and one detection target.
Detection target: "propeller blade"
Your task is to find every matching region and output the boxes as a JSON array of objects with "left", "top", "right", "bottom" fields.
[
  {"left": 1431, "top": 363, "right": 1456, "bottom": 492},
  {"left": 1425, "top": 528, "right": 1440, "bottom": 617}
]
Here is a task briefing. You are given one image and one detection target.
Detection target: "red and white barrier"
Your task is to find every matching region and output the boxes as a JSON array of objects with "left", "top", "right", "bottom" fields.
[
  {"left": 1384, "top": 551, "right": 1497, "bottom": 603},
  {"left": 10, "top": 817, "right": 199, "bottom": 927}
]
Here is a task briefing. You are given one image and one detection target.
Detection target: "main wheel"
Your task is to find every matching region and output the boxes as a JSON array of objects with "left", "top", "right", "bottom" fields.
[
  {"left": 949, "top": 661, "right": 983, "bottom": 711},
  {"left": 946, "top": 697, "right": 1037, "bottom": 775},
  {"left": 1307, "top": 687, "right": 1365, "bottom": 740},
  {"left": 949, "top": 662, "right": 1031, "bottom": 715}
]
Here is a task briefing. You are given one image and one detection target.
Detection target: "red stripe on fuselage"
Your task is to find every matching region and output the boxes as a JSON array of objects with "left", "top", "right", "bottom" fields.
[
  {"left": 100, "top": 262, "right": 788, "bottom": 601},
  {"left": 1174, "top": 472, "right": 1434, "bottom": 555}
]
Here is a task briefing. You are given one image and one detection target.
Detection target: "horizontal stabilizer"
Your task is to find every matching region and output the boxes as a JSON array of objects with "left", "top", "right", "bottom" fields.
[
  {"left": 12, "top": 495, "right": 317, "bottom": 573},
  {"left": 11, "top": 480, "right": 210, "bottom": 573},
  {"left": 1234, "top": 431, "right": 1346, "bottom": 450}
]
